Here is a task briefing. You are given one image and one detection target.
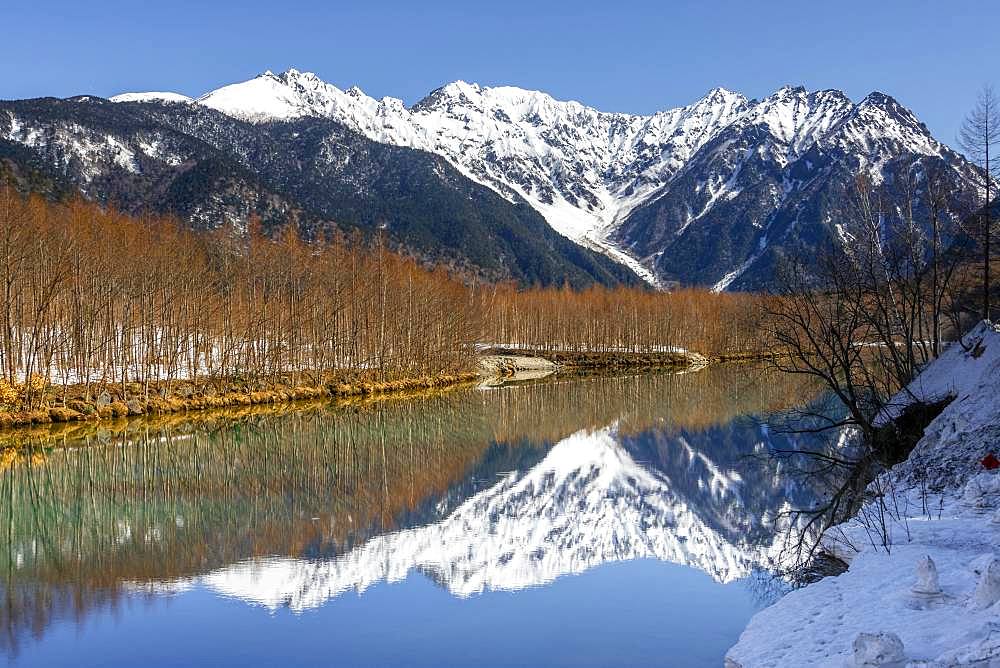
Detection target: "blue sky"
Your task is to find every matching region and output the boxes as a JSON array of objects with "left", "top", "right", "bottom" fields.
[{"left": 3, "top": 0, "right": 997, "bottom": 148}]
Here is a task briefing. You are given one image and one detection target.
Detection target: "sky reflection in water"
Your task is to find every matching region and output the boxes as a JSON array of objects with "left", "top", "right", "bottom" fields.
[{"left": 1, "top": 367, "right": 826, "bottom": 667}]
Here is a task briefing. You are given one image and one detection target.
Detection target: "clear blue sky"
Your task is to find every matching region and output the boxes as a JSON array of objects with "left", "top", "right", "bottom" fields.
[{"left": 3, "top": 0, "right": 997, "bottom": 149}]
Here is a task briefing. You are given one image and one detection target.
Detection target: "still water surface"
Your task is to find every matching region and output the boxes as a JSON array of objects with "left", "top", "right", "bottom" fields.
[{"left": 1, "top": 367, "right": 825, "bottom": 667}]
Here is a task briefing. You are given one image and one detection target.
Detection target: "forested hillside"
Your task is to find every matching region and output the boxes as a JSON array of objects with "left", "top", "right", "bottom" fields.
[{"left": 0, "top": 97, "right": 638, "bottom": 288}]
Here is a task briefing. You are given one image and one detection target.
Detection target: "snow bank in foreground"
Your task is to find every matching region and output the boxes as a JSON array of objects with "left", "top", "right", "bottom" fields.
[{"left": 727, "top": 322, "right": 1000, "bottom": 667}]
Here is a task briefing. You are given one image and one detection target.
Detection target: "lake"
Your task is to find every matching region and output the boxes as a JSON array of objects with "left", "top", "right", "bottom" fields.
[{"left": 1, "top": 366, "right": 828, "bottom": 667}]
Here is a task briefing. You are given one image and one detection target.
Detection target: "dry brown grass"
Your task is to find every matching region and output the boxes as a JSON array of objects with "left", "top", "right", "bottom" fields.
[{"left": 0, "top": 370, "right": 482, "bottom": 436}]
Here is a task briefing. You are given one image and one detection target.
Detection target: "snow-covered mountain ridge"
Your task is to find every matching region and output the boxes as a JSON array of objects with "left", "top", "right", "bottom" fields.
[
  {"left": 110, "top": 69, "right": 966, "bottom": 286},
  {"left": 4, "top": 88, "right": 642, "bottom": 288}
]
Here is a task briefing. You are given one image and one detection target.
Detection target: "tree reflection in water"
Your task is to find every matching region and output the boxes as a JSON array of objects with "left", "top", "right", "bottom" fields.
[{"left": 1, "top": 365, "right": 840, "bottom": 658}]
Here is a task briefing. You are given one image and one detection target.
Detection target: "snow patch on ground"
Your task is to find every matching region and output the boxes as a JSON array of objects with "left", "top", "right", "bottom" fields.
[{"left": 883, "top": 320, "right": 1000, "bottom": 491}]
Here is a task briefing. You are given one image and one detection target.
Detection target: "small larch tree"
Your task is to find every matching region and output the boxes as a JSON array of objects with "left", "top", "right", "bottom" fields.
[{"left": 958, "top": 85, "right": 1000, "bottom": 322}]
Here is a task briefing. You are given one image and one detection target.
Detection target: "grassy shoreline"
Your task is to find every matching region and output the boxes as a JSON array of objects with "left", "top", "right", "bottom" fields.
[
  {"left": 0, "top": 377, "right": 495, "bottom": 453},
  {"left": 0, "top": 348, "right": 775, "bottom": 436},
  {"left": 0, "top": 370, "right": 481, "bottom": 433}
]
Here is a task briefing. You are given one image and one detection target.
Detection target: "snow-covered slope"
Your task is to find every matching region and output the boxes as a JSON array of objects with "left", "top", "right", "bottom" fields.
[
  {"left": 613, "top": 84, "right": 979, "bottom": 290},
  {"left": 109, "top": 92, "right": 194, "bottom": 104},
  {"left": 187, "top": 70, "right": 752, "bottom": 284},
  {"left": 727, "top": 322, "right": 1000, "bottom": 667},
  {"left": 881, "top": 320, "right": 1000, "bottom": 491},
  {"left": 110, "top": 70, "right": 978, "bottom": 287},
  {"left": 194, "top": 72, "right": 747, "bottom": 227}
]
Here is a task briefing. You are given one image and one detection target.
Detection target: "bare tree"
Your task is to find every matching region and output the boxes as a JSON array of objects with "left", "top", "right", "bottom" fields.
[
  {"left": 0, "top": 187, "right": 776, "bottom": 414},
  {"left": 769, "top": 173, "right": 965, "bottom": 440},
  {"left": 958, "top": 85, "right": 1000, "bottom": 322},
  {"left": 766, "top": 171, "right": 974, "bottom": 566}
]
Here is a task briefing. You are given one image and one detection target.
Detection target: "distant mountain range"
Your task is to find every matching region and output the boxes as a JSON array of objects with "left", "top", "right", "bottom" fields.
[{"left": 0, "top": 69, "right": 981, "bottom": 289}]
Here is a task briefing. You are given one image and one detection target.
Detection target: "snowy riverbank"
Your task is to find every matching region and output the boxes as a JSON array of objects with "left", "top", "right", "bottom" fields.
[{"left": 727, "top": 321, "right": 1000, "bottom": 667}]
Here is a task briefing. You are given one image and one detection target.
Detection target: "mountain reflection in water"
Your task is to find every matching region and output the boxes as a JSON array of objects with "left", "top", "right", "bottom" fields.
[{"left": 1, "top": 366, "right": 831, "bottom": 663}]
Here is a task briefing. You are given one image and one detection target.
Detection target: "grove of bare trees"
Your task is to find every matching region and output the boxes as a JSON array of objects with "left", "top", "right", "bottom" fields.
[
  {"left": 0, "top": 188, "right": 482, "bottom": 408},
  {"left": 0, "top": 186, "right": 770, "bottom": 412},
  {"left": 482, "top": 282, "right": 768, "bottom": 356}
]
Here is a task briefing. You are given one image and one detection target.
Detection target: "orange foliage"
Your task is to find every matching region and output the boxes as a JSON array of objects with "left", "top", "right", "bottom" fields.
[{"left": 482, "top": 282, "right": 770, "bottom": 356}]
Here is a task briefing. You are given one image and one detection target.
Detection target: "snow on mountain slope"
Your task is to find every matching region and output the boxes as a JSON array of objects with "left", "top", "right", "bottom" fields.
[
  {"left": 117, "top": 70, "right": 752, "bottom": 283},
  {"left": 134, "top": 426, "right": 779, "bottom": 611},
  {"left": 3, "top": 110, "right": 141, "bottom": 185},
  {"left": 111, "top": 70, "right": 973, "bottom": 286},
  {"left": 108, "top": 92, "right": 194, "bottom": 104},
  {"left": 731, "top": 86, "right": 855, "bottom": 164},
  {"left": 822, "top": 91, "right": 943, "bottom": 159},
  {"left": 610, "top": 80, "right": 981, "bottom": 291},
  {"left": 2, "top": 107, "right": 191, "bottom": 189},
  {"left": 198, "top": 69, "right": 354, "bottom": 121}
]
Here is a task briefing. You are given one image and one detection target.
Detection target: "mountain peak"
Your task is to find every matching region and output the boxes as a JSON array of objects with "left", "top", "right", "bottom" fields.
[
  {"left": 704, "top": 86, "right": 744, "bottom": 99},
  {"left": 411, "top": 80, "right": 486, "bottom": 112},
  {"left": 278, "top": 68, "right": 323, "bottom": 84},
  {"left": 761, "top": 85, "right": 815, "bottom": 104},
  {"left": 442, "top": 79, "right": 481, "bottom": 94},
  {"left": 694, "top": 87, "right": 749, "bottom": 112},
  {"left": 855, "top": 90, "right": 922, "bottom": 128},
  {"left": 825, "top": 90, "right": 939, "bottom": 157},
  {"left": 736, "top": 85, "right": 855, "bottom": 154},
  {"left": 857, "top": 90, "right": 911, "bottom": 117},
  {"left": 776, "top": 84, "right": 807, "bottom": 95},
  {"left": 860, "top": 90, "right": 894, "bottom": 105}
]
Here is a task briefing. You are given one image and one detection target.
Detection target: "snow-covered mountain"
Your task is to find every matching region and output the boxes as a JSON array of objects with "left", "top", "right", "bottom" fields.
[
  {"left": 188, "top": 71, "right": 751, "bottom": 282},
  {"left": 0, "top": 94, "right": 636, "bottom": 288},
  {"left": 613, "top": 85, "right": 978, "bottom": 289},
  {"left": 106, "top": 69, "right": 977, "bottom": 288},
  {"left": 109, "top": 92, "right": 195, "bottom": 105},
  {"left": 2, "top": 69, "right": 979, "bottom": 289}
]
